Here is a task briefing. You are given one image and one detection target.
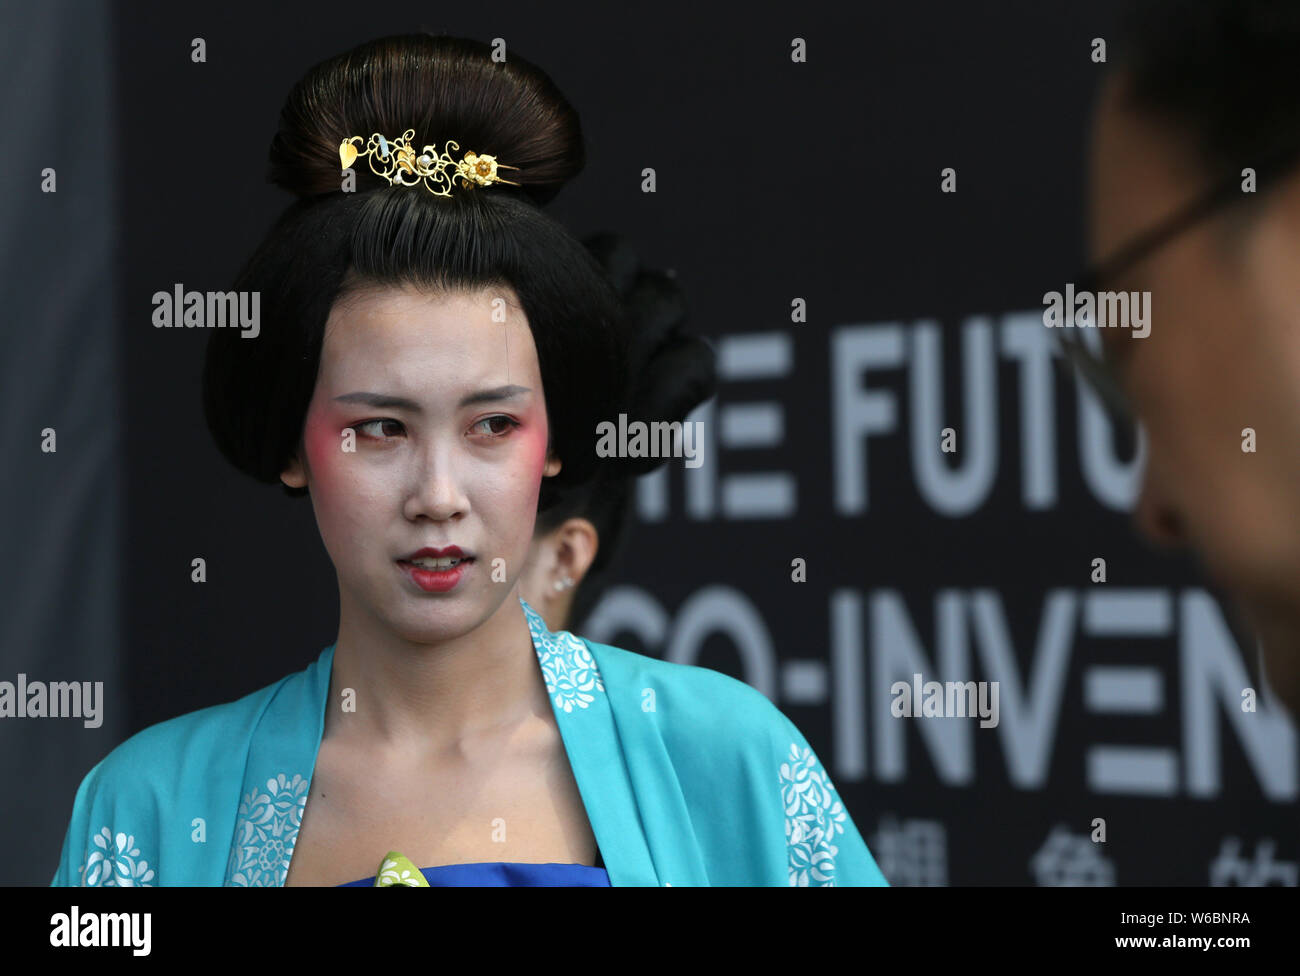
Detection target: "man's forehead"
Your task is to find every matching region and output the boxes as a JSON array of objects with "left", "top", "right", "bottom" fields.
[{"left": 1088, "top": 74, "right": 1204, "bottom": 264}]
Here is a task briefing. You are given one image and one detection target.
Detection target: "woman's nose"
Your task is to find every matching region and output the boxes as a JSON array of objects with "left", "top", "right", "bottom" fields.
[{"left": 405, "top": 449, "right": 468, "bottom": 521}]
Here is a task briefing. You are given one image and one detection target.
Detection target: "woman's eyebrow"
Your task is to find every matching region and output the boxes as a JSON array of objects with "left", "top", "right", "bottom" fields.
[
  {"left": 332, "top": 385, "right": 532, "bottom": 412},
  {"left": 456, "top": 384, "right": 532, "bottom": 408},
  {"left": 333, "top": 391, "right": 422, "bottom": 411}
]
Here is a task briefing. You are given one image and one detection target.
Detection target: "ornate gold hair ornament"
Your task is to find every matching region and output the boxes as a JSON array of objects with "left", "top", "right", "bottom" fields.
[{"left": 338, "top": 129, "right": 520, "bottom": 196}]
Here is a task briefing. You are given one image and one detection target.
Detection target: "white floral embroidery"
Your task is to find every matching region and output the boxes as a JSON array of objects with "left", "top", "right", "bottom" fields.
[
  {"left": 522, "top": 598, "right": 604, "bottom": 712},
  {"left": 780, "top": 743, "right": 849, "bottom": 886},
  {"left": 377, "top": 857, "right": 424, "bottom": 887},
  {"left": 225, "top": 772, "right": 310, "bottom": 886},
  {"left": 78, "top": 827, "right": 156, "bottom": 886}
]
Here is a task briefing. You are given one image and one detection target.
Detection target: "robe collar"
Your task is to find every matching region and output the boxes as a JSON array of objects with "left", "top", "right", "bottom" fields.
[{"left": 223, "top": 595, "right": 662, "bottom": 886}]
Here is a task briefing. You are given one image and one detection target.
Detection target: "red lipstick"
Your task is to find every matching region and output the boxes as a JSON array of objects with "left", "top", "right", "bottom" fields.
[{"left": 396, "top": 546, "right": 473, "bottom": 593}]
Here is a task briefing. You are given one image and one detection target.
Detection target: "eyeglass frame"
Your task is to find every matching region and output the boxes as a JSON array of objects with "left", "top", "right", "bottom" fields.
[{"left": 1054, "top": 147, "right": 1300, "bottom": 424}]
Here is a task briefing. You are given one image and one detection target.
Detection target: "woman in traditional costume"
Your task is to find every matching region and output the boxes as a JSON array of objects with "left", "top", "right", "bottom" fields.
[{"left": 52, "top": 33, "right": 888, "bottom": 888}]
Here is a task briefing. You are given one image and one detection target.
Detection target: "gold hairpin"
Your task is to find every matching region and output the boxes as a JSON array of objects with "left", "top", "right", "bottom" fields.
[{"left": 338, "top": 129, "right": 520, "bottom": 196}]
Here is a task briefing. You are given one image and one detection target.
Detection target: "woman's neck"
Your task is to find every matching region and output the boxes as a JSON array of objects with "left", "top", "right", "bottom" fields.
[{"left": 322, "top": 588, "right": 553, "bottom": 761}]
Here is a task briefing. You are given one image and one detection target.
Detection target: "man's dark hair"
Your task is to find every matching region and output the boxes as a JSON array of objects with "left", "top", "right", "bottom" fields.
[{"left": 1118, "top": 1, "right": 1300, "bottom": 185}]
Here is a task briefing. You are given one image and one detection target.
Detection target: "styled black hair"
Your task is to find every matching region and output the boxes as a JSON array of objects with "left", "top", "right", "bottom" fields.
[
  {"left": 1117, "top": 0, "right": 1300, "bottom": 186},
  {"left": 202, "top": 33, "right": 628, "bottom": 513},
  {"left": 537, "top": 232, "right": 716, "bottom": 626}
]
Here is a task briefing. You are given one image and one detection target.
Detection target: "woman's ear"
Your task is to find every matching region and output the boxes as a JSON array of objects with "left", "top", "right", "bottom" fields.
[
  {"left": 280, "top": 452, "right": 307, "bottom": 489},
  {"left": 543, "top": 451, "right": 562, "bottom": 478}
]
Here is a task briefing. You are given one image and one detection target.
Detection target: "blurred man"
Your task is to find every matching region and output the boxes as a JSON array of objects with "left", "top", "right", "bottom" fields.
[{"left": 1082, "top": 1, "right": 1300, "bottom": 716}]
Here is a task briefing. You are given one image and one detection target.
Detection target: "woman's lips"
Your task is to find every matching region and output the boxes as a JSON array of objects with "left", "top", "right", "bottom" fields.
[{"left": 396, "top": 557, "right": 473, "bottom": 593}]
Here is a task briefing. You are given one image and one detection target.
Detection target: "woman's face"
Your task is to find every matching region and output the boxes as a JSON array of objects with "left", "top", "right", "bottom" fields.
[{"left": 281, "top": 282, "right": 560, "bottom": 644}]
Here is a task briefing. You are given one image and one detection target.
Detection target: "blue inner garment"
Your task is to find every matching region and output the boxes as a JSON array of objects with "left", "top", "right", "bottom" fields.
[
  {"left": 338, "top": 862, "right": 609, "bottom": 886},
  {"left": 337, "top": 847, "right": 609, "bottom": 886}
]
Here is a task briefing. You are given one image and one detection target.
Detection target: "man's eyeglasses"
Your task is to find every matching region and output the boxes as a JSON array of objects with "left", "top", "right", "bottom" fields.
[{"left": 1055, "top": 148, "right": 1300, "bottom": 425}]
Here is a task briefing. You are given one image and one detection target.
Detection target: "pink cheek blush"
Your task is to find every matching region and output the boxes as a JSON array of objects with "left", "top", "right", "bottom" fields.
[
  {"left": 300, "top": 418, "right": 358, "bottom": 500},
  {"left": 521, "top": 422, "right": 550, "bottom": 476},
  {"left": 308, "top": 420, "right": 341, "bottom": 469}
]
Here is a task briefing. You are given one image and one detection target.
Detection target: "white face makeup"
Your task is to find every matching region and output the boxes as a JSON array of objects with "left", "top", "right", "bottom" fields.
[{"left": 281, "top": 283, "right": 561, "bottom": 645}]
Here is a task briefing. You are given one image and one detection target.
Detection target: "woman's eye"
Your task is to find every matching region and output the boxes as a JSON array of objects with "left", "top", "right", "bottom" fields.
[
  {"left": 352, "top": 419, "right": 404, "bottom": 439},
  {"left": 471, "top": 415, "right": 520, "bottom": 438}
]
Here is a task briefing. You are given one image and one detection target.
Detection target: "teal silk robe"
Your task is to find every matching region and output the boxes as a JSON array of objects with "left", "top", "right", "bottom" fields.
[{"left": 51, "top": 597, "right": 889, "bottom": 887}]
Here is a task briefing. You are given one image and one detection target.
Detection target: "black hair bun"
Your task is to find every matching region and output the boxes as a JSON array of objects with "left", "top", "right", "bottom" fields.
[{"left": 267, "top": 33, "right": 585, "bottom": 207}]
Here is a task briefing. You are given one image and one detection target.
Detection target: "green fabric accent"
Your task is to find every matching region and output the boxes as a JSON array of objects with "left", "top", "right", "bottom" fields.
[{"left": 373, "top": 850, "right": 429, "bottom": 887}]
